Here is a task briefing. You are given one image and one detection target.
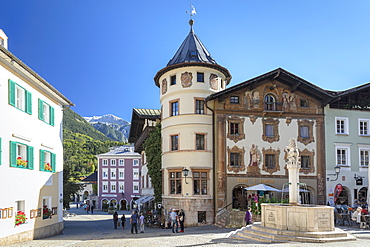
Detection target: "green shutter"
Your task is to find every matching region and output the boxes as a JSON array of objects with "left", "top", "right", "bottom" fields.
[
  {"left": 27, "top": 146, "right": 34, "bottom": 169},
  {"left": 50, "top": 106, "right": 55, "bottom": 126},
  {"left": 39, "top": 149, "right": 45, "bottom": 171},
  {"left": 38, "top": 99, "right": 44, "bottom": 120},
  {"left": 8, "top": 79, "right": 16, "bottom": 106},
  {"left": 26, "top": 91, "right": 32, "bottom": 114},
  {"left": 0, "top": 138, "right": 2, "bottom": 165},
  {"left": 9, "top": 141, "right": 17, "bottom": 167},
  {"left": 51, "top": 153, "right": 56, "bottom": 172}
]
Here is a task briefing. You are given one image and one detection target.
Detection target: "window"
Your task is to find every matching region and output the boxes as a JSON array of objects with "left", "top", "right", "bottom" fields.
[
  {"left": 169, "top": 171, "right": 182, "bottom": 194},
  {"left": 197, "top": 72, "right": 204, "bottom": 82},
  {"left": 359, "top": 119, "right": 370, "bottom": 136},
  {"left": 119, "top": 159, "right": 124, "bottom": 166},
  {"left": 133, "top": 159, "right": 139, "bottom": 166},
  {"left": 10, "top": 141, "right": 34, "bottom": 169},
  {"left": 262, "top": 118, "right": 279, "bottom": 143},
  {"left": 264, "top": 94, "right": 276, "bottom": 111},
  {"left": 38, "top": 99, "right": 55, "bottom": 126},
  {"left": 301, "top": 155, "right": 310, "bottom": 169},
  {"left": 230, "top": 96, "right": 239, "bottom": 104},
  {"left": 42, "top": 197, "right": 52, "bottom": 220},
  {"left": 111, "top": 159, "right": 116, "bottom": 166},
  {"left": 110, "top": 182, "right": 116, "bottom": 193},
  {"left": 102, "top": 159, "right": 108, "bottom": 166},
  {"left": 0, "top": 37, "right": 4, "bottom": 46},
  {"left": 193, "top": 171, "right": 208, "bottom": 195},
  {"left": 119, "top": 182, "right": 125, "bottom": 193},
  {"left": 265, "top": 154, "right": 275, "bottom": 168},
  {"left": 102, "top": 182, "right": 108, "bottom": 192},
  {"left": 133, "top": 168, "right": 139, "bottom": 180},
  {"left": 196, "top": 134, "right": 205, "bottom": 150},
  {"left": 102, "top": 168, "right": 108, "bottom": 179},
  {"left": 195, "top": 99, "right": 205, "bottom": 114},
  {"left": 335, "top": 144, "right": 351, "bottom": 167},
  {"left": 8, "top": 79, "right": 32, "bottom": 114},
  {"left": 360, "top": 149, "right": 370, "bottom": 167},
  {"left": 110, "top": 168, "right": 116, "bottom": 179},
  {"left": 171, "top": 135, "right": 179, "bottom": 151},
  {"left": 170, "top": 75, "right": 176, "bottom": 85},
  {"left": 300, "top": 126, "right": 309, "bottom": 138},
  {"left": 230, "top": 123, "right": 239, "bottom": 135},
  {"left": 227, "top": 146, "right": 245, "bottom": 172},
  {"left": 171, "top": 101, "right": 179, "bottom": 116},
  {"left": 133, "top": 182, "right": 139, "bottom": 193},
  {"left": 39, "top": 150, "right": 56, "bottom": 172},
  {"left": 16, "top": 200, "right": 25, "bottom": 212},
  {"left": 335, "top": 117, "right": 349, "bottom": 135},
  {"left": 230, "top": 153, "right": 240, "bottom": 167},
  {"left": 300, "top": 99, "right": 309, "bottom": 107},
  {"left": 297, "top": 119, "right": 314, "bottom": 145},
  {"left": 119, "top": 168, "right": 125, "bottom": 179}
]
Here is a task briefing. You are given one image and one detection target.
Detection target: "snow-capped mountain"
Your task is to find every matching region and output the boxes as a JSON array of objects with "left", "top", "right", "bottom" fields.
[{"left": 83, "top": 114, "right": 131, "bottom": 142}]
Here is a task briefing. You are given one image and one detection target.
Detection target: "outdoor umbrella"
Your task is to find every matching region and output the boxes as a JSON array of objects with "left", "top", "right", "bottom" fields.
[{"left": 244, "top": 184, "right": 281, "bottom": 192}]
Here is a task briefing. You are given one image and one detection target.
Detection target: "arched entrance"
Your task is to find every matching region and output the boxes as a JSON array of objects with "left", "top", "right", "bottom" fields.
[
  {"left": 232, "top": 185, "right": 247, "bottom": 210},
  {"left": 120, "top": 199, "right": 127, "bottom": 210},
  {"left": 110, "top": 199, "right": 117, "bottom": 208},
  {"left": 337, "top": 186, "right": 351, "bottom": 205},
  {"left": 358, "top": 187, "right": 368, "bottom": 205},
  {"left": 101, "top": 199, "right": 108, "bottom": 211},
  {"left": 83, "top": 191, "right": 89, "bottom": 200}
]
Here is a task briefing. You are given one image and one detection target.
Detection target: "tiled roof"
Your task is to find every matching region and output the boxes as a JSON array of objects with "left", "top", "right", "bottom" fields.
[
  {"left": 133, "top": 108, "right": 161, "bottom": 118},
  {"left": 97, "top": 145, "right": 140, "bottom": 156}
]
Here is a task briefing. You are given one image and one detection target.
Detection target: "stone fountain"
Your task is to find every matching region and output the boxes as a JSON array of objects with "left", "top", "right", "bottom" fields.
[{"left": 229, "top": 139, "right": 356, "bottom": 243}]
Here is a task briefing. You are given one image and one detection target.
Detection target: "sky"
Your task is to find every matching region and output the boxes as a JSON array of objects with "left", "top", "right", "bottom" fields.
[{"left": 2, "top": 1, "right": 370, "bottom": 122}]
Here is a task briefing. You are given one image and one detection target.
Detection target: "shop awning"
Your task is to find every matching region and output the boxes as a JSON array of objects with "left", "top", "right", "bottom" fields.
[{"left": 135, "top": 196, "right": 154, "bottom": 204}]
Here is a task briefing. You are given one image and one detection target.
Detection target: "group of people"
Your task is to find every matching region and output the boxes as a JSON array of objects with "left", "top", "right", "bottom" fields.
[
  {"left": 82, "top": 203, "right": 94, "bottom": 214},
  {"left": 113, "top": 211, "right": 145, "bottom": 233},
  {"left": 169, "top": 209, "right": 185, "bottom": 233}
]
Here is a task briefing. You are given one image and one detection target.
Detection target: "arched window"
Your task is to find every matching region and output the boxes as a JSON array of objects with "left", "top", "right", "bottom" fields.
[{"left": 264, "top": 94, "right": 276, "bottom": 111}]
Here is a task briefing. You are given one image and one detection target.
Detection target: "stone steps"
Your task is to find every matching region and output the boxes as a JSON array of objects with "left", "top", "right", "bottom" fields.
[{"left": 229, "top": 223, "right": 356, "bottom": 243}]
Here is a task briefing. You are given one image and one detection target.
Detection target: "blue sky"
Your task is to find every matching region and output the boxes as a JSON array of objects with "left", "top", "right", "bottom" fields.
[{"left": 2, "top": 1, "right": 370, "bottom": 121}]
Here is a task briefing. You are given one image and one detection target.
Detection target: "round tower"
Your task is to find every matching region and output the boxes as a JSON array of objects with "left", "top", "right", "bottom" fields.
[{"left": 154, "top": 20, "right": 231, "bottom": 226}]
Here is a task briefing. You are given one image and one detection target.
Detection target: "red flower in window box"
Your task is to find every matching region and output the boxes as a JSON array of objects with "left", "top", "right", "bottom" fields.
[{"left": 17, "top": 157, "right": 28, "bottom": 167}]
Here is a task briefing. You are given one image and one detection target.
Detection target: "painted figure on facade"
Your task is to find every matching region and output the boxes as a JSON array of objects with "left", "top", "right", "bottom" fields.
[
  {"left": 289, "top": 94, "right": 297, "bottom": 112},
  {"left": 162, "top": 78, "right": 167, "bottom": 95},
  {"left": 282, "top": 93, "right": 289, "bottom": 111},
  {"left": 209, "top": 73, "right": 218, "bottom": 90},
  {"left": 246, "top": 92, "right": 253, "bottom": 109},
  {"left": 249, "top": 144, "right": 261, "bottom": 166},
  {"left": 252, "top": 91, "right": 260, "bottom": 108}
]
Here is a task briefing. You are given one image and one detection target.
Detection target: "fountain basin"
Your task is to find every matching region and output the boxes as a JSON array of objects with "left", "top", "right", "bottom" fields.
[{"left": 261, "top": 203, "right": 334, "bottom": 232}]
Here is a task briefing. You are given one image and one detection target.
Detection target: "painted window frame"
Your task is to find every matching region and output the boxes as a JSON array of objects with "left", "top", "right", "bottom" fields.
[
  {"left": 335, "top": 117, "right": 349, "bottom": 135},
  {"left": 227, "top": 146, "right": 245, "bottom": 173},
  {"left": 262, "top": 118, "right": 280, "bottom": 143},
  {"left": 227, "top": 116, "right": 245, "bottom": 143},
  {"left": 359, "top": 118, "right": 370, "bottom": 136},
  {"left": 299, "top": 148, "right": 315, "bottom": 174},
  {"left": 8, "top": 79, "right": 32, "bottom": 114},
  {"left": 262, "top": 147, "right": 280, "bottom": 174},
  {"left": 297, "top": 119, "right": 315, "bottom": 145},
  {"left": 10, "top": 141, "right": 34, "bottom": 169}
]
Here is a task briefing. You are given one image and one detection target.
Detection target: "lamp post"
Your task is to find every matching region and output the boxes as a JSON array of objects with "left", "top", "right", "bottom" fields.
[
  {"left": 182, "top": 168, "right": 189, "bottom": 184},
  {"left": 330, "top": 165, "right": 341, "bottom": 181}
]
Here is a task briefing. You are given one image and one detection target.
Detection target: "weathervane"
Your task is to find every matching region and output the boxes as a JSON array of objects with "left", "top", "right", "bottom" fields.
[{"left": 186, "top": 4, "right": 196, "bottom": 18}]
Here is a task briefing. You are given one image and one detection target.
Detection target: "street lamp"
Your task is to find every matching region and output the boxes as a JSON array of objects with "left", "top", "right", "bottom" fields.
[
  {"left": 182, "top": 168, "right": 190, "bottom": 184},
  {"left": 330, "top": 165, "right": 341, "bottom": 181}
]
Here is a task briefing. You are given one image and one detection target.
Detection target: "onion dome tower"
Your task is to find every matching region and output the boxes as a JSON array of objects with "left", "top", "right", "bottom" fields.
[{"left": 154, "top": 19, "right": 231, "bottom": 226}]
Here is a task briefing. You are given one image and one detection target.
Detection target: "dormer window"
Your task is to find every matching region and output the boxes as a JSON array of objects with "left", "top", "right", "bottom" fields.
[{"left": 190, "top": 51, "right": 197, "bottom": 58}]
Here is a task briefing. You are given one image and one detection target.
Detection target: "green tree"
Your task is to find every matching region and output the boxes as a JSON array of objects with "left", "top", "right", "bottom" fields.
[{"left": 143, "top": 124, "right": 162, "bottom": 203}]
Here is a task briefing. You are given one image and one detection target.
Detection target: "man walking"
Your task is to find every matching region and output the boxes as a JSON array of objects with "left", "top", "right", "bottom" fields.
[
  {"left": 139, "top": 213, "right": 145, "bottom": 233},
  {"left": 170, "top": 209, "right": 179, "bottom": 233},
  {"left": 130, "top": 211, "right": 139, "bottom": 234}
]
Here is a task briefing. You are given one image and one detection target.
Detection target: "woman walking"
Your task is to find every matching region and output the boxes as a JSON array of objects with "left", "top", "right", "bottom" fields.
[
  {"left": 121, "top": 213, "right": 126, "bottom": 229},
  {"left": 178, "top": 209, "right": 185, "bottom": 232},
  {"left": 113, "top": 212, "right": 119, "bottom": 229}
]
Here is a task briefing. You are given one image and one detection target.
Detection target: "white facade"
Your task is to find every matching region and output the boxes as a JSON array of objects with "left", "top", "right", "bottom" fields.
[{"left": 0, "top": 30, "right": 73, "bottom": 245}]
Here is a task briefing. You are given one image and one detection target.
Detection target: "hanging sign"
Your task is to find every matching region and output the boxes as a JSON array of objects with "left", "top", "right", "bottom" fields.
[{"left": 333, "top": 184, "right": 343, "bottom": 203}]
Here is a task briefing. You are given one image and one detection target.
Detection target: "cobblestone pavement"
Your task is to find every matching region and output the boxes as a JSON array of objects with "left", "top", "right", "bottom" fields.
[{"left": 6, "top": 206, "right": 370, "bottom": 247}]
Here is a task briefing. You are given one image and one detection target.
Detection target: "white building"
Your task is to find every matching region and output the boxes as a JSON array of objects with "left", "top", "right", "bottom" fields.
[{"left": 0, "top": 30, "right": 74, "bottom": 245}]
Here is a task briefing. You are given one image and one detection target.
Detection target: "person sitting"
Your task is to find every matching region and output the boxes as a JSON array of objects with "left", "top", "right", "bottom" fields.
[{"left": 352, "top": 207, "right": 362, "bottom": 227}]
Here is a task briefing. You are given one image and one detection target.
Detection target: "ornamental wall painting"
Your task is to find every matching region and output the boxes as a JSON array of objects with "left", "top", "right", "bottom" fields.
[
  {"left": 246, "top": 91, "right": 260, "bottom": 109},
  {"left": 161, "top": 78, "right": 168, "bottom": 95},
  {"left": 181, "top": 72, "right": 193, "bottom": 88},
  {"left": 209, "top": 73, "right": 218, "bottom": 90}
]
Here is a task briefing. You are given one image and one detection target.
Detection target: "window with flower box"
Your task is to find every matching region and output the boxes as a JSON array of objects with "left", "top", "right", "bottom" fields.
[
  {"left": 39, "top": 150, "right": 56, "bottom": 172},
  {"left": 38, "top": 99, "right": 55, "bottom": 126},
  {"left": 10, "top": 141, "right": 34, "bottom": 169},
  {"left": 8, "top": 79, "right": 32, "bottom": 114},
  {"left": 42, "top": 197, "right": 52, "bottom": 220}
]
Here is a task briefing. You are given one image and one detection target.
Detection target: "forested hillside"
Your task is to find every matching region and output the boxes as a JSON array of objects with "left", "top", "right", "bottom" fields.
[{"left": 62, "top": 108, "right": 125, "bottom": 207}]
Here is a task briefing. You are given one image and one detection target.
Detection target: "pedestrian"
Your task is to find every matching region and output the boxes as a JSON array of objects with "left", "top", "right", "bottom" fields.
[
  {"left": 245, "top": 207, "right": 253, "bottom": 225},
  {"left": 178, "top": 209, "right": 185, "bottom": 232},
  {"left": 83, "top": 204, "right": 87, "bottom": 213},
  {"left": 113, "top": 211, "right": 119, "bottom": 229},
  {"left": 121, "top": 213, "right": 126, "bottom": 229},
  {"left": 130, "top": 211, "right": 138, "bottom": 234},
  {"left": 86, "top": 204, "right": 90, "bottom": 214},
  {"left": 90, "top": 204, "right": 94, "bottom": 214},
  {"left": 139, "top": 213, "right": 145, "bottom": 233},
  {"left": 170, "top": 209, "right": 179, "bottom": 233}
]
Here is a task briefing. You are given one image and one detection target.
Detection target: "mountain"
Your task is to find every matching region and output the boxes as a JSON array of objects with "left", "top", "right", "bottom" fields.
[
  {"left": 83, "top": 114, "right": 130, "bottom": 142},
  {"left": 63, "top": 108, "right": 113, "bottom": 142}
]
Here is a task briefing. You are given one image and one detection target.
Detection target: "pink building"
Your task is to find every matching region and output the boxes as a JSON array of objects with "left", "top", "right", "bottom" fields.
[{"left": 97, "top": 145, "right": 141, "bottom": 210}]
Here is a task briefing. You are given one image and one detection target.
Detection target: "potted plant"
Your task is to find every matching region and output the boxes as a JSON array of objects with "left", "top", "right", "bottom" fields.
[
  {"left": 43, "top": 206, "right": 52, "bottom": 219},
  {"left": 17, "top": 157, "right": 28, "bottom": 167}
]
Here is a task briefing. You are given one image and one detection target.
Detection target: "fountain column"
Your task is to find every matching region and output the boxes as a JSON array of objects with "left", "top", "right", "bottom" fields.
[{"left": 285, "top": 138, "right": 300, "bottom": 205}]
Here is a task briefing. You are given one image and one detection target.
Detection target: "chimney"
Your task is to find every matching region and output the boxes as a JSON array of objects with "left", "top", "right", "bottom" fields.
[{"left": 0, "top": 29, "right": 9, "bottom": 49}]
